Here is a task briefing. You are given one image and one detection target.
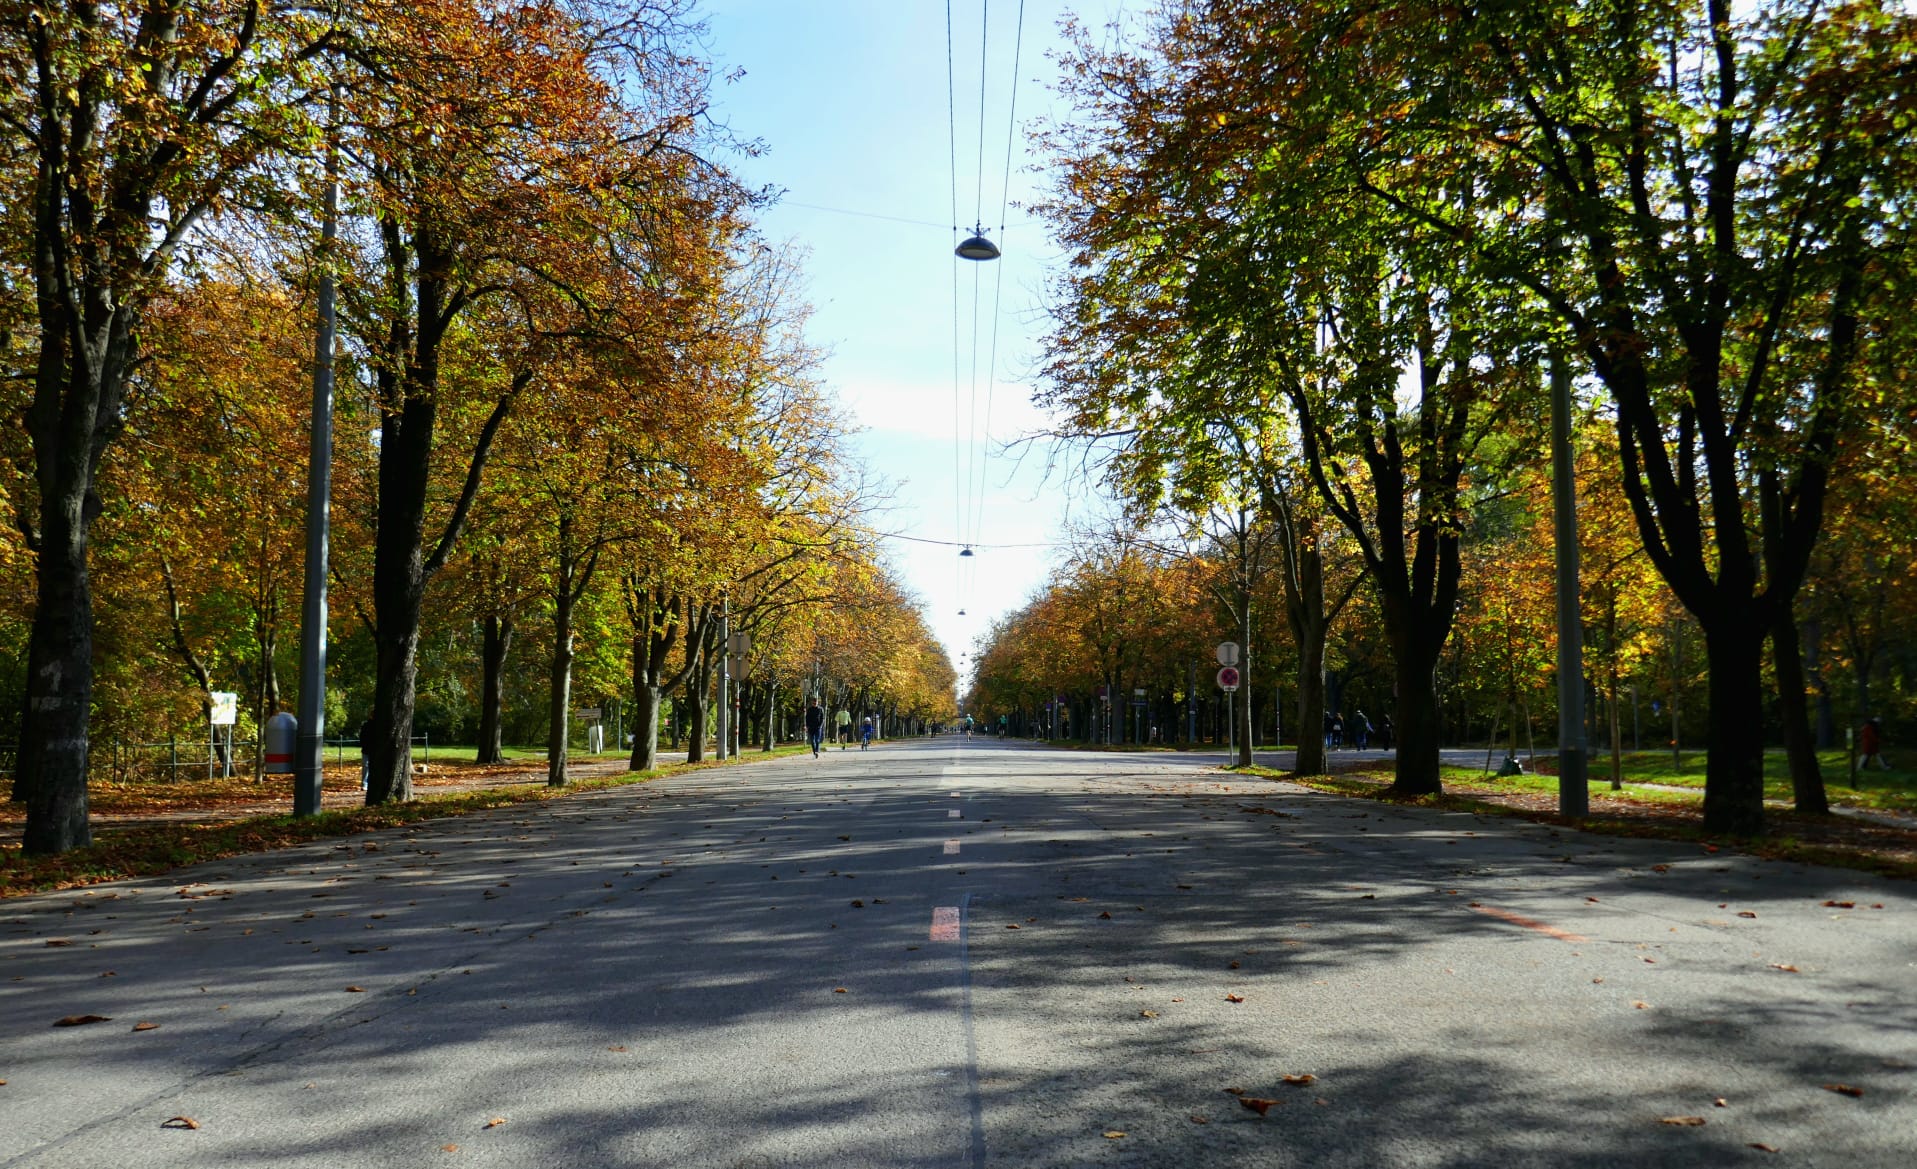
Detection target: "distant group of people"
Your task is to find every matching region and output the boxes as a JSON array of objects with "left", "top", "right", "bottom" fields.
[
  {"left": 1324, "top": 709, "right": 1392, "bottom": 752},
  {"left": 804, "top": 698, "right": 875, "bottom": 757}
]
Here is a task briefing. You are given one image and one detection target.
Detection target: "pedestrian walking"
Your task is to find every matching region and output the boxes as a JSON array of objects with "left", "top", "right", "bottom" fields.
[
  {"left": 836, "top": 707, "right": 852, "bottom": 749},
  {"left": 1353, "top": 710, "right": 1372, "bottom": 750},
  {"left": 860, "top": 715, "right": 874, "bottom": 750},
  {"left": 1322, "top": 711, "right": 1335, "bottom": 750},
  {"left": 358, "top": 715, "right": 374, "bottom": 791},
  {"left": 1858, "top": 717, "right": 1892, "bottom": 771},
  {"left": 1378, "top": 716, "right": 1394, "bottom": 752},
  {"left": 1330, "top": 712, "right": 1345, "bottom": 750},
  {"left": 805, "top": 698, "right": 825, "bottom": 758}
]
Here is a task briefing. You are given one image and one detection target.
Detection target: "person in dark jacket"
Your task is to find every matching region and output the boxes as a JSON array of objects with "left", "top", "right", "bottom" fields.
[{"left": 805, "top": 698, "right": 825, "bottom": 757}]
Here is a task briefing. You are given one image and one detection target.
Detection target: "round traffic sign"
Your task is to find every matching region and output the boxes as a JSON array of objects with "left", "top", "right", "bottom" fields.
[
  {"left": 1216, "top": 666, "right": 1241, "bottom": 691},
  {"left": 1215, "top": 642, "right": 1240, "bottom": 666}
]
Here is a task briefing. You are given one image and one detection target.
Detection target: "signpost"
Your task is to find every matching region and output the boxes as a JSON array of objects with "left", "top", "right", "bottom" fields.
[
  {"left": 1215, "top": 642, "right": 1240, "bottom": 667},
  {"left": 209, "top": 691, "right": 238, "bottom": 779},
  {"left": 1215, "top": 667, "right": 1240, "bottom": 762}
]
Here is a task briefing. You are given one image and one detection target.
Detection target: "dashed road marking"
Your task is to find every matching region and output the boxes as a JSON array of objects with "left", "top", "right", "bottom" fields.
[
  {"left": 944, "top": 840, "right": 961, "bottom": 855},
  {"left": 948, "top": 809, "right": 962, "bottom": 819},
  {"left": 930, "top": 906, "right": 960, "bottom": 942}
]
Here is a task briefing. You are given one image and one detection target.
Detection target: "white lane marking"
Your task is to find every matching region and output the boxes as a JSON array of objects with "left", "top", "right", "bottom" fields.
[
  {"left": 930, "top": 906, "right": 960, "bottom": 941},
  {"left": 948, "top": 808, "right": 962, "bottom": 819},
  {"left": 944, "top": 840, "right": 961, "bottom": 855}
]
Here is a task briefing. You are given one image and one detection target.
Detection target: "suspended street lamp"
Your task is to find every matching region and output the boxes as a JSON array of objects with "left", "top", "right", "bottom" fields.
[{"left": 954, "top": 225, "right": 1000, "bottom": 261}]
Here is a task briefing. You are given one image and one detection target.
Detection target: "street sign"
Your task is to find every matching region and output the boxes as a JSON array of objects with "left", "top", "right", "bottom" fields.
[
  {"left": 209, "top": 691, "right": 239, "bottom": 726},
  {"left": 728, "top": 631, "right": 753, "bottom": 656},
  {"left": 1215, "top": 642, "right": 1240, "bottom": 667},
  {"left": 1133, "top": 688, "right": 1146, "bottom": 698},
  {"left": 577, "top": 707, "right": 602, "bottom": 721},
  {"left": 1216, "top": 666, "right": 1241, "bottom": 691}
]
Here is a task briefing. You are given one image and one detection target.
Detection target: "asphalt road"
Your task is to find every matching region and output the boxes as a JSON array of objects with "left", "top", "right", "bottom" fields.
[{"left": 2, "top": 737, "right": 1911, "bottom": 1168}]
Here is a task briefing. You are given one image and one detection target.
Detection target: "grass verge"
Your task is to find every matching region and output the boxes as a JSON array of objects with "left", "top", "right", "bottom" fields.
[
  {"left": 1233, "top": 764, "right": 1917, "bottom": 882},
  {"left": 0, "top": 745, "right": 810, "bottom": 900}
]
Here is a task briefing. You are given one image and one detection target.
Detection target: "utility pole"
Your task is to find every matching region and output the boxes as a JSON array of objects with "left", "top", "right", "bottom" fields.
[
  {"left": 293, "top": 87, "right": 339, "bottom": 819},
  {"left": 1551, "top": 350, "right": 1589, "bottom": 818}
]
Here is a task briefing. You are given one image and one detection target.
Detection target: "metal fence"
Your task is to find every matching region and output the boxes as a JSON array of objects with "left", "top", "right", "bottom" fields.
[{"left": 0, "top": 735, "right": 432, "bottom": 784}]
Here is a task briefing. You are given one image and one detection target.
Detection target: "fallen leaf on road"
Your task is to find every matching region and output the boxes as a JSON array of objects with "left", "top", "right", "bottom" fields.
[
  {"left": 1238, "top": 1097, "right": 1279, "bottom": 1115},
  {"left": 1140, "top": 1010, "right": 1158, "bottom": 1018},
  {"left": 1229, "top": 960, "right": 1240, "bottom": 969},
  {"left": 1586, "top": 897, "right": 1601, "bottom": 903},
  {"left": 838, "top": 836, "right": 851, "bottom": 841},
  {"left": 441, "top": 1144, "right": 458, "bottom": 1152},
  {"left": 1660, "top": 1116, "right": 1707, "bottom": 1126},
  {"left": 1098, "top": 911, "right": 1111, "bottom": 919},
  {"left": 1005, "top": 924, "right": 1020, "bottom": 930},
  {"left": 1282, "top": 1074, "right": 1316, "bottom": 1085},
  {"left": 53, "top": 1015, "right": 111, "bottom": 1027},
  {"left": 833, "top": 987, "right": 848, "bottom": 994},
  {"left": 1633, "top": 1001, "right": 1651, "bottom": 1010},
  {"left": 1224, "top": 993, "right": 1244, "bottom": 1003},
  {"left": 132, "top": 1021, "right": 160, "bottom": 1032},
  {"left": 1102, "top": 1130, "right": 1126, "bottom": 1139},
  {"left": 1748, "top": 1143, "right": 1779, "bottom": 1153},
  {"left": 1737, "top": 911, "right": 1757, "bottom": 919},
  {"left": 1714, "top": 1098, "right": 1728, "bottom": 1108},
  {"left": 1768, "top": 963, "right": 1799, "bottom": 973},
  {"left": 161, "top": 1117, "right": 200, "bottom": 1130},
  {"left": 1821, "top": 901, "right": 1855, "bottom": 909},
  {"left": 483, "top": 1117, "right": 506, "bottom": 1129},
  {"left": 1593, "top": 977, "right": 1605, "bottom": 984},
  {"left": 607, "top": 1045, "right": 628, "bottom": 1052},
  {"left": 1189, "top": 1115, "right": 1208, "bottom": 1124},
  {"left": 45, "top": 939, "right": 72, "bottom": 947},
  {"left": 1652, "top": 864, "right": 1670, "bottom": 872},
  {"left": 849, "top": 900, "right": 864, "bottom": 908},
  {"left": 1224, "top": 1087, "right": 1245, "bottom": 1095},
  {"left": 345, "top": 986, "right": 366, "bottom": 993},
  {"left": 1822, "top": 1083, "right": 1864, "bottom": 1097}
]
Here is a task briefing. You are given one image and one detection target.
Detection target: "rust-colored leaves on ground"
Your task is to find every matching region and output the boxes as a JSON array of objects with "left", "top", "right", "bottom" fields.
[
  {"left": 1823, "top": 1083, "right": 1864, "bottom": 1097},
  {"left": 53, "top": 1014, "right": 111, "bottom": 1027},
  {"left": 44, "top": 938, "right": 72, "bottom": 947},
  {"left": 1660, "top": 1116, "right": 1707, "bottom": 1126},
  {"left": 483, "top": 1117, "right": 506, "bottom": 1128},
  {"left": 1633, "top": 1001, "right": 1651, "bottom": 1010},
  {"left": 1102, "top": 1130, "right": 1126, "bottom": 1139},
  {"left": 1749, "top": 1143, "right": 1780, "bottom": 1153},
  {"left": 606, "top": 1045, "right": 628, "bottom": 1052},
  {"left": 1223, "top": 993, "right": 1244, "bottom": 1003},
  {"left": 1239, "top": 1096, "right": 1280, "bottom": 1115},
  {"left": 345, "top": 986, "right": 366, "bottom": 993},
  {"left": 1140, "top": 1010, "right": 1159, "bottom": 1018},
  {"left": 1822, "top": 900, "right": 1855, "bottom": 908},
  {"left": 161, "top": 1116, "right": 200, "bottom": 1130},
  {"left": 1737, "top": 911, "right": 1758, "bottom": 919},
  {"left": 1714, "top": 1098, "right": 1729, "bottom": 1108},
  {"left": 1768, "top": 963, "right": 1800, "bottom": 973},
  {"left": 441, "top": 1143, "right": 459, "bottom": 1152},
  {"left": 1189, "top": 1114, "right": 1209, "bottom": 1124},
  {"left": 849, "top": 900, "right": 863, "bottom": 908},
  {"left": 833, "top": 987, "right": 848, "bottom": 994},
  {"left": 1098, "top": 911, "right": 1112, "bottom": 919},
  {"left": 1282, "top": 1074, "right": 1316, "bottom": 1085},
  {"left": 1005, "top": 923, "right": 1020, "bottom": 930},
  {"left": 132, "top": 1021, "right": 160, "bottom": 1032}
]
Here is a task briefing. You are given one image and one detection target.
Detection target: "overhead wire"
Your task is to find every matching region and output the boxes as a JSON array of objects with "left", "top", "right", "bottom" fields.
[
  {"left": 946, "top": 0, "right": 966, "bottom": 618},
  {"left": 969, "top": 0, "right": 1026, "bottom": 554}
]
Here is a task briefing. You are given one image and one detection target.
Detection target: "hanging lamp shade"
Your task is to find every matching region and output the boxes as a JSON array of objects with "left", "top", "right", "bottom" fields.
[
  {"left": 955, "top": 232, "right": 1000, "bottom": 261},
  {"left": 959, "top": 546, "right": 975, "bottom": 557}
]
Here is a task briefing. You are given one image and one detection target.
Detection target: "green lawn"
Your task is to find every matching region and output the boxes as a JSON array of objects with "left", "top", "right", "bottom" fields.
[{"left": 1465, "top": 749, "right": 1917, "bottom": 815}]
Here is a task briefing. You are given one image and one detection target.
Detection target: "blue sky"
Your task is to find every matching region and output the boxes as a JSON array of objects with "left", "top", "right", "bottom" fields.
[{"left": 700, "top": 0, "right": 1140, "bottom": 684}]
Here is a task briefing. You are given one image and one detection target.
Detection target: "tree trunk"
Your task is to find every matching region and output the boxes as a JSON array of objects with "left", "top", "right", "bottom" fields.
[
  {"left": 1292, "top": 592, "right": 1328, "bottom": 775},
  {"left": 16, "top": 507, "right": 94, "bottom": 852},
  {"left": 630, "top": 681, "right": 663, "bottom": 772},
  {"left": 547, "top": 589, "right": 576, "bottom": 789},
  {"left": 1389, "top": 640, "right": 1445, "bottom": 796},
  {"left": 686, "top": 640, "right": 712, "bottom": 764},
  {"left": 1701, "top": 622, "right": 1768, "bottom": 836},
  {"left": 477, "top": 614, "right": 512, "bottom": 764},
  {"left": 1771, "top": 611, "right": 1829, "bottom": 815}
]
